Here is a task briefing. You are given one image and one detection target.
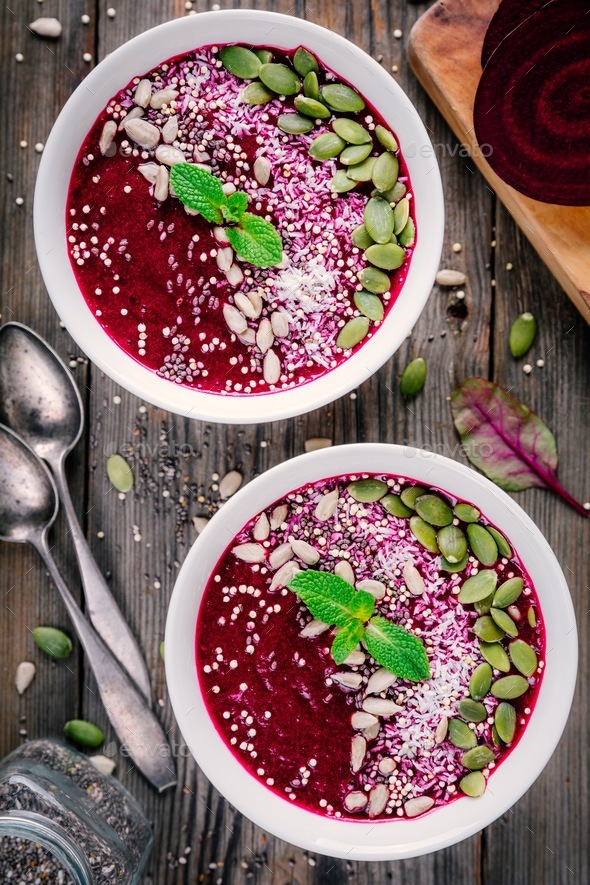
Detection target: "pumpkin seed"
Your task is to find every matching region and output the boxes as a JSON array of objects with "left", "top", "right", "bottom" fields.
[
  {"left": 491, "top": 724, "right": 502, "bottom": 748},
  {"left": 491, "top": 675, "right": 529, "bottom": 699},
  {"left": 494, "top": 702, "right": 516, "bottom": 743},
  {"left": 303, "top": 71, "right": 320, "bottom": 100},
  {"left": 309, "top": 132, "right": 346, "bottom": 160},
  {"left": 331, "top": 169, "right": 358, "bottom": 193},
  {"left": 509, "top": 639, "right": 538, "bottom": 677},
  {"left": 64, "top": 719, "right": 104, "bottom": 748},
  {"left": 259, "top": 63, "right": 301, "bottom": 95},
  {"left": 527, "top": 606, "right": 537, "bottom": 628},
  {"left": 400, "top": 485, "right": 426, "bottom": 509},
  {"left": 381, "top": 493, "right": 412, "bottom": 518},
  {"left": 437, "top": 525, "right": 467, "bottom": 562},
  {"left": 381, "top": 181, "right": 406, "bottom": 203},
  {"left": 486, "top": 526, "right": 512, "bottom": 558},
  {"left": 393, "top": 197, "right": 410, "bottom": 234},
  {"left": 492, "top": 577, "right": 523, "bottom": 608},
  {"left": 278, "top": 113, "right": 313, "bottom": 134},
  {"left": 321, "top": 83, "right": 365, "bottom": 112},
  {"left": 454, "top": 502, "right": 480, "bottom": 523},
  {"left": 478, "top": 640, "right": 510, "bottom": 672},
  {"left": 457, "top": 698, "right": 487, "bottom": 723},
  {"left": 254, "top": 49, "right": 273, "bottom": 64},
  {"left": 106, "top": 454, "right": 134, "bottom": 493},
  {"left": 409, "top": 515, "right": 439, "bottom": 553},
  {"left": 474, "top": 589, "right": 496, "bottom": 615},
  {"left": 467, "top": 524, "right": 498, "bottom": 566},
  {"left": 354, "top": 290, "right": 384, "bottom": 321},
  {"left": 347, "top": 156, "right": 377, "bottom": 182},
  {"left": 351, "top": 224, "right": 374, "bottom": 249},
  {"left": 398, "top": 218, "right": 416, "bottom": 248},
  {"left": 415, "top": 494, "right": 453, "bottom": 527},
  {"left": 347, "top": 478, "right": 388, "bottom": 502},
  {"left": 440, "top": 552, "right": 469, "bottom": 572},
  {"left": 375, "top": 124, "right": 399, "bottom": 152},
  {"left": 242, "top": 82, "right": 273, "bottom": 105},
  {"left": 460, "top": 745, "right": 495, "bottom": 771},
  {"left": 365, "top": 242, "right": 405, "bottom": 270},
  {"left": 364, "top": 196, "right": 394, "bottom": 244},
  {"left": 332, "top": 117, "right": 372, "bottom": 144},
  {"left": 33, "top": 626, "right": 72, "bottom": 659},
  {"left": 294, "top": 95, "right": 331, "bottom": 119},
  {"left": 372, "top": 152, "right": 399, "bottom": 192},
  {"left": 341, "top": 143, "right": 373, "bottom": 165},
  {"left": 509, "top": 311, "right": 536, "bottom": 358},
  {"left": 293, "top": 46, "right": 318, "bottom": 76},
  {"left": 469, "top": 662, "right": 493, "bottom": 700},
  {"left": 448, "top": 718, "right": 477, "bottom": 750},
  {"left": 159, "top": 641, "right": 165, "bottom": 662},
  {"left": 220, "top": 45, "right": 262, "bottom": 79},
  {"left": 459, "top": 771, "right": 486, "bottom": 797},
  {"left": 490, "top": 607, "right": 518, "bottom": 637},
  {"left": 336, "top": 316, "right": 370, "bottom": 348},
  {"left": 400, "top": 357, "right": 427, "bottom": 398},
  {"left": 473, "top": 615, "right": 505, "bottom": 643},
  {"left": 458, "top": 569, "right": 498, "bottom": 604},
  {"left": 358, "top": 267, "right": 390, "bottom": 294}
]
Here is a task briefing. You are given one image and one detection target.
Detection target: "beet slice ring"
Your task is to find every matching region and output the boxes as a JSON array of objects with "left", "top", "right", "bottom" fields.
[
  {"left": 481, "top": 0, "right": 553, "bottom": 69},
  {"left": 474, "top": 1, "right": 590, "bottom": 206}
]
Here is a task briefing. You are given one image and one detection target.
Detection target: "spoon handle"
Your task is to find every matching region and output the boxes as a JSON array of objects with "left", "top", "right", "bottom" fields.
[
  {"left": 52, "top": 464, "right": 152, "bottom": 702},
  {"left": 33, "top": 537, "right": 177, "bottom": 793}
]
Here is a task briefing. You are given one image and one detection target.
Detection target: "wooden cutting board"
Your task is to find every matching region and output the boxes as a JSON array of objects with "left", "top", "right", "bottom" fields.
[{"left": 407, "top": 0, "right": 590, "bottom": 322}]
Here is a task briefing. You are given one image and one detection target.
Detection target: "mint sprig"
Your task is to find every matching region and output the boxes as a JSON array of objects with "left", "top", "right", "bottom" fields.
[
  {"left": 169, "top": 163, "right": 283, "bottom": 268},
  {"left": 288, "top": 569, "right": 431, "bottom": 682}
]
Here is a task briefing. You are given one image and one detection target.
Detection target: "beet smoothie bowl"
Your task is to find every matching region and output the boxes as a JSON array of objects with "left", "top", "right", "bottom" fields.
[
  {"left": 165, "top": 444, "right": 576, "bottom": 860},
  {"left": 34, "top": 11, "right": 443, "bottom": 424}
]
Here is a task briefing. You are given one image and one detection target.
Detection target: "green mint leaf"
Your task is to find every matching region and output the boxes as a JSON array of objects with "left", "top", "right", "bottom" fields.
[
  {"left": 288, "top": 570, "right": 371, "bottom": 628},
  {"left": 331, "top": 620, "right": 365, "bottom": 665},
  {"left": 169, "top": 163, "right": 227, "bottom": 223},
  {"left": 223, "top": 191, "right": 249, "bottom": 222},
  {"left": 350, "top": 589, "right": 376, "bottom": 621},
  {"left": 365, "top": 615, "right": 431, "bottom": 681},
  {"left": 225, "top": 212, "right": 283, "bottom": 268}
]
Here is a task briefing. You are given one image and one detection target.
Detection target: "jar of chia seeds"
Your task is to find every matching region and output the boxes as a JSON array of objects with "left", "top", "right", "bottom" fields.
[{"left": 0, "top": 740, "right": 152, "bottom": 883}]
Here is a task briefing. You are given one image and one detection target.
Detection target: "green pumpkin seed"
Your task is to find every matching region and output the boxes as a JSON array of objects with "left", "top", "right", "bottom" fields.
[
  {"left": 365, "top": 242, "right": 405, "bottom": 271},
  {"left": 347, "top": 478, "right": 388, "bottom": 502},
  {"left": 473, "top": 615, "right": 505, "bottom": 643},
  {"left": 398, "top": 218, "right": 416, "bottom": 248},
  {"left": 159, "top": 641, "right": 165, "bottom": 662},
  {"left": 415, "top": 494, "right": 454, "bottom": 527},
  {"left": 478, "top": 640, "right": 510, "bottom": 672},
  {"left": 106, "top": 454, "right": 134, "bottom": 493},
  {"left": 494, "top": 702, "right": 516, "bottom": 743},
  {"left": 459, "top": 770, "right": 486, "bottom": 797},
  {"left": 469, "top": 662, "right": 493, "bottom": 700},
  {"left": 381, "top": 493, "right": 412, "bottom": 518},
  {"left": 347, "top": 156, "right": 377, "bottom": 182},
  {"left": 293, "top": 46, "right": 319, "bottom": 76},
  {"left": 294, "top": 95, "right": 331, "bottom": 119},
  {"left": 357, "top": 266, "right": 390, "bottom": 294},
  {"left": 336, "top": 316, "right": 370, "bottom": 348},
  {"left": 220, "top": 45, "right": 262, "bottom": 79},
  {"left": 409, "top": 515, "right": 439, "bottom": 553},
  {"left": 277, "top": 113, "right": 313, "bottom": 134},
  {"left": 527, "top": 606, "right": 537, "bottom": 628},
  {"left": 340, "top": 143, "right": 373, "bottom": 165},
  {"left": 354, "top": 290, "right": 384, "bottom": 321},
  {"left": 242, "top": 81, "right": 274, "bottom": 105},
  {"left": 491, "top": 675, "right": 529, "bottom": 699},
  {"left": 259, "top": 63, "right": 301, "bottom": 95},
  {"left": 454, "top": 502, "right": 480, "bottom": 523},
  {"left": 400, "top": 485, "right": 426, "bottom": 510},
  {"left": 310, "top": 132, "right": 346, "bottom": 160},
  {"left": 440, "top": 552, "right": 469, "bottom": 573},
  {"left": 331, "top": 169, "right": 358, "bottom": 193},
  {"left": 64, "top": 719, "right": 104, "bottom": 748},
  {"left": 321, "top": 83, "right": 365, "bottom": 112},
  {"left": 448, "top": 718, "right": 477, "bottom": 750},
  {"left": 509, "top": 311, "right": 536, "bottom": 358},
  {"left": 351, "top": 224, "right": 374, "bottom": 249},
  {"left": 364, "top": 196, "right": 394, "bottom": 244},
  {"left": 457, "top": 698, "right": 487, "bottom": 723},
  {"left": 372, "top": 152, "right": 399, "bottom": 192},
  {"left": 303, "top": 71, "right": 320, "bottom": 100},
  {"left": 460, "top": 745, "right": 495, "bottom": 771},
  {"left": 458, "top": 569, "right": 498, "bottom": 604},
  {"left": 509, "top": 639, "right": 538, "bottom": 677},
  {"left": 491, "top": 724, "right": 502, "bottom": 748},
  {"left": 332, "top": 117, "right": 372, "bottom": 145},
  {"left": 492, "top": 577, "right": 523, "bottom": 608},
  {"left": 474, "top": 589, "right": 496, "bottom": 615},
  {"left": 467, "top": 524, "right": 498, "bottom": 566},
  {"left": 375, "top": 124, "right": 399, "bottom": 152},
  {"left": 400, "top": 357, "right": 427, "bottom": 398},
  {"left": 381, "top": 181, "right": 406, "bottom": 204},
  {"left": 486, "top": 527, "right": 512, "bottom": 558},
  {"left": 393, "top": 197, "right": 410, "bottom": 235},
  {"left": 490, "top": 607, "right": 518, "bottom": 637},
  {"left": 33, "top": 626, "right": 72, "bottom": 660},
  {"left": 437, "top": 525, "right": 467, "bottom": 562},
  {"left": 254, "top": 49, "right": 273, "bottom": 64}
]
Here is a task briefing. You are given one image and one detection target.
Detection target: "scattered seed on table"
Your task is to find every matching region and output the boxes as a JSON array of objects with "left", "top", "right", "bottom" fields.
[
  {"left": 15, "top": 52, "right": 24, "bottom": 62},
  {"left": 536, "top": 359, "right": 544, "bottom": 368},
  {"left": 35, "top": 142, "right": 44, "bottom": 153},
  {"left": 452, "top": 243, "right": 462, "bottom": 252},
  {"left": 113, "top": 395, "right": 121, "bottom": 404},
  {"left": 81, "top": 13, "right": 90, "bottom": 23},
  {"left": 83, "top": 52, "right": 92, "bottom": 62},
  {"left": 15, "top": 197, "right": 24, "bottom": 206},
  {"left": 523, "top": 364, "right": 532, "bottom": 375},
  {"left": 506, "top": 262, "right": 513, "bottom": 270},
  {"left": 394, "top": 28, "right": 403, "bottom": 38},
  {"left": 19, "top": 140, "right": 27, "bottom": 148},
  {"left": 107, "top": 6, "right": 116, "bottom": 16},
  {"left": 456, "top": 290, "right": 465, "bottom": 300}
]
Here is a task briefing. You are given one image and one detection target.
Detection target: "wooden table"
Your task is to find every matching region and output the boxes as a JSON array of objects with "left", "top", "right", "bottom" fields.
[{"left": 1, "top": 2, "right": 589, "bottom": 882}]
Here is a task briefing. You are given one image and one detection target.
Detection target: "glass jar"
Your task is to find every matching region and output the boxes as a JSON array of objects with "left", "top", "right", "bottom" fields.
[{"left": 0, "top": 740, "right": 152, "bottom": 884}]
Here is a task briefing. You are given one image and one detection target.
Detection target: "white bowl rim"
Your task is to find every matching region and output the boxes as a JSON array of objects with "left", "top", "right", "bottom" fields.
[
  {"left": 34, "top": 10, "right": 444, "bottom": 424},
  {"left": 165, "top": 443, "right": 578, "bottom": 860}
]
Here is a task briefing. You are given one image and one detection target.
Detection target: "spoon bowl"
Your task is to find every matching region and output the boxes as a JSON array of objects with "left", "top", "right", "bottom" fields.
[{"left": 0, "top": 425, "right": 57, "bottom": 543}]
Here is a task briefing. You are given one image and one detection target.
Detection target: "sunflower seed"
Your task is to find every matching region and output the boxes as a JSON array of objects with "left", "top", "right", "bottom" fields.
[
  {"left": 509, "top": 639, "right": 538, "bottom": 677},
  {"left": 436, "top": 269, "right": 466, "bottom": 287},
  {"left": 365, "top": 667, "right": 397, "bottom": 695},
  {"left": 154, "top": 165, "right": 169, "bottom": 201},
  {"left": 332, "top": 117, "right": 372, "bottom": 145},
  {"left": 350, "top": 735, "right": 366, "bottom": 773},
  {"left": 221, "top": 45, "right": 262, "bottom": 79},
  {"left": 223, "top": 304, "right": 248, "bottom": 334},
  {"left": 495, "top": 701, "right": 516, "bottom": 743},
  {"left": 335, "top": 560, "right": 355, "bottom": 584},
  {"left": 373, "top": 152, "right": 399, "bottom": 192},
  {"left": 510, "top": 312, "right": 537, "bottom": 358},
  {"left": 29, "top": 17, "right": 62, "bottom": 38},
  {"left": 150, "top": 87, "right": 178, "bottom": 109},
  {"left": 364, "top": 196, "right": 395, "bottom": 244},
  {"left": 192, "top": 516, "right": 209, "bottom": 534},
  {"left": 460, "top": 745, "right": 495, "bottom": 771},
  {"left": 216, "top": 247, "right": 234, "bottom": 273},
  {"left": 435, "top": 715, "right": 448, "bottom": 744},
  {"left": 321, "top": 83, "right": 365, "bottom": 112},
  {"left": 134, "top": 79, "right": 152, "bottom": 108},
  {"left": 358, "top": 267, "right": 390, "bottom": 294},
  {"left": 402, "top": 561, "right": 425, "bottom": 596},
  {"left": 162, "top": 115, "right": 179, "bottom": 144},
  {"left": 379, "top": 757, "right": 396, "bottom": 774},
  {"left": 253, "top": 155, "right": 271, "bottom": 186},
  {"left": 99, "top": 121, "right": 117, "bottom": 156},
  {"left": 356, "top": 579, "right": 386, "bottom": 600},
  {"left": 459, "top": 771, "right": 486, "bottom": 797},
  {"left": 404, "top": 796, "right": 435, "bottom": 818},
  {"left": 238, "top": 328, "right": 255, "bottom": 346},
  {"left": 303, "top": 71, "right": 320, "bottom": 100},
  {"left": 344, "top": 650, "right": 366, "bottom": 667},
  {"left": 309, "top": 132, "right": 346, "bottom": 160},
  {"left": 253, "top": 512, "right": 270, "bottom": 541},
  {"left": 219, "top": 470, "right": 243, "bottom": 499},
  {"left": 363, "top": 721, "right": 380, "bottom": 741},
  {"left": 300, "top": 618, "right": 329, "bottom": 638},
  {"left": 291, "top": 539, "right": 320, "bottom": 565},
  {"left": 89, "top": 755, "right": 116, "bottom": 777},
  {"left": 507, "top": 604, "right": 521, "bottom": 621},
  {"left": 340, "top": 143, "right": 374, "bottom": 166},
  {"left": 362, "top": 697, "right": 402, "bottom": 717},
  {"left": 337, "top": 316, "right": 370, "bottom": 349},
  {"left": 118, "top": 106, "right": 143, "bottom": 131},
  {"left": 124, "top": 118, "right": 160, "bottom": 150},
  {"left": 269, "top": 543, "right": 294, "bottom": 568},
  {"left": 270, "top": 505, "right": 289, "bottom": 529},
  {"left": 226, "top": 264, "right": 244, "bottom": 287},
  {"left": 368, "top": 784, "right": 389, "bottom": 818},
  {"left": 293, "top": 46, "right": 319, "bottom": 76},
  {"left": 256, "top": 319, "right": 274, "bottom": 354},
  {"left": 344, "top": 791, "right": 368, "bottom": 812},
  {"left": 351, "top": 711, "right": 378, "bottom": 730},
  {"left": 305, "top": 437, "right": 332, "bottom": 454},
  {"left": 263, "top": 350, "right": 281, "bottom": 384},
  {"left": 232, "top": 543, "right": 265, "bottom": 563},
  {"left": 333, "top": 672, "right": 363, "bottom": 689},
  {"left": 270, "top": 561, "right": 300, "bottom": 590},
  {"left": 365, "top": 242, "right": 405, "bottom": 270},
  {"left": 155, "top": 144, "right": 185, "bottom": 166},
  {"left": 235, "top": 291, "right": 261, "bottom": 319},
  {"left": 15, "top": 661, "right": 36, "bottom": 695},
  {"left": 242, "top": 81, "right": 274, "bottom": 105},
  {"left": 375, "top": 125, "right": 399, "bottom": 152},
  {"left": 270, "top": 310, "right": 290, "bottom": 338}
]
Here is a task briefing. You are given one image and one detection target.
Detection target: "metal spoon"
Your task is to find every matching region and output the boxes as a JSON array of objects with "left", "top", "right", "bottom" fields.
[
  {"left": 0, "top": 424, "right": 176, "bottom": 792},
  {"left": 0, "top": 322, "right": 151, "bottom": 701}
]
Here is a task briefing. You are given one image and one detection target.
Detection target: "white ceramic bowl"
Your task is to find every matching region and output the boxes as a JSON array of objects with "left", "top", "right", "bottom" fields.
[
  {"left": 166, "top": 444, "right": 577, "bottom": 860},
  {"left": 34, "top": 11, "right": 444, "bottom": 424}
]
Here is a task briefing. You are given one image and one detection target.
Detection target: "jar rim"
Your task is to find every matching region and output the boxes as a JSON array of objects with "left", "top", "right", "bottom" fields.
[{"left": 0, "top": 810, "right": 92, "bottom": 884}]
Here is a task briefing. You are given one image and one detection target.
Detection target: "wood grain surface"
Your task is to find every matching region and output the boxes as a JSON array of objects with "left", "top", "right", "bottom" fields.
[{"left": 0, "top": 2, "right": 589, "bottom": 883}]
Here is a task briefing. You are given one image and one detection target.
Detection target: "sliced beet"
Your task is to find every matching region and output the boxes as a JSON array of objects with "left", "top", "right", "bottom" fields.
[
  {"left": 481, "top": 0, "right": 552, "bottom": 69},
  {"left": 474, "top": 1, "right": 590, "bottom": 206}
]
